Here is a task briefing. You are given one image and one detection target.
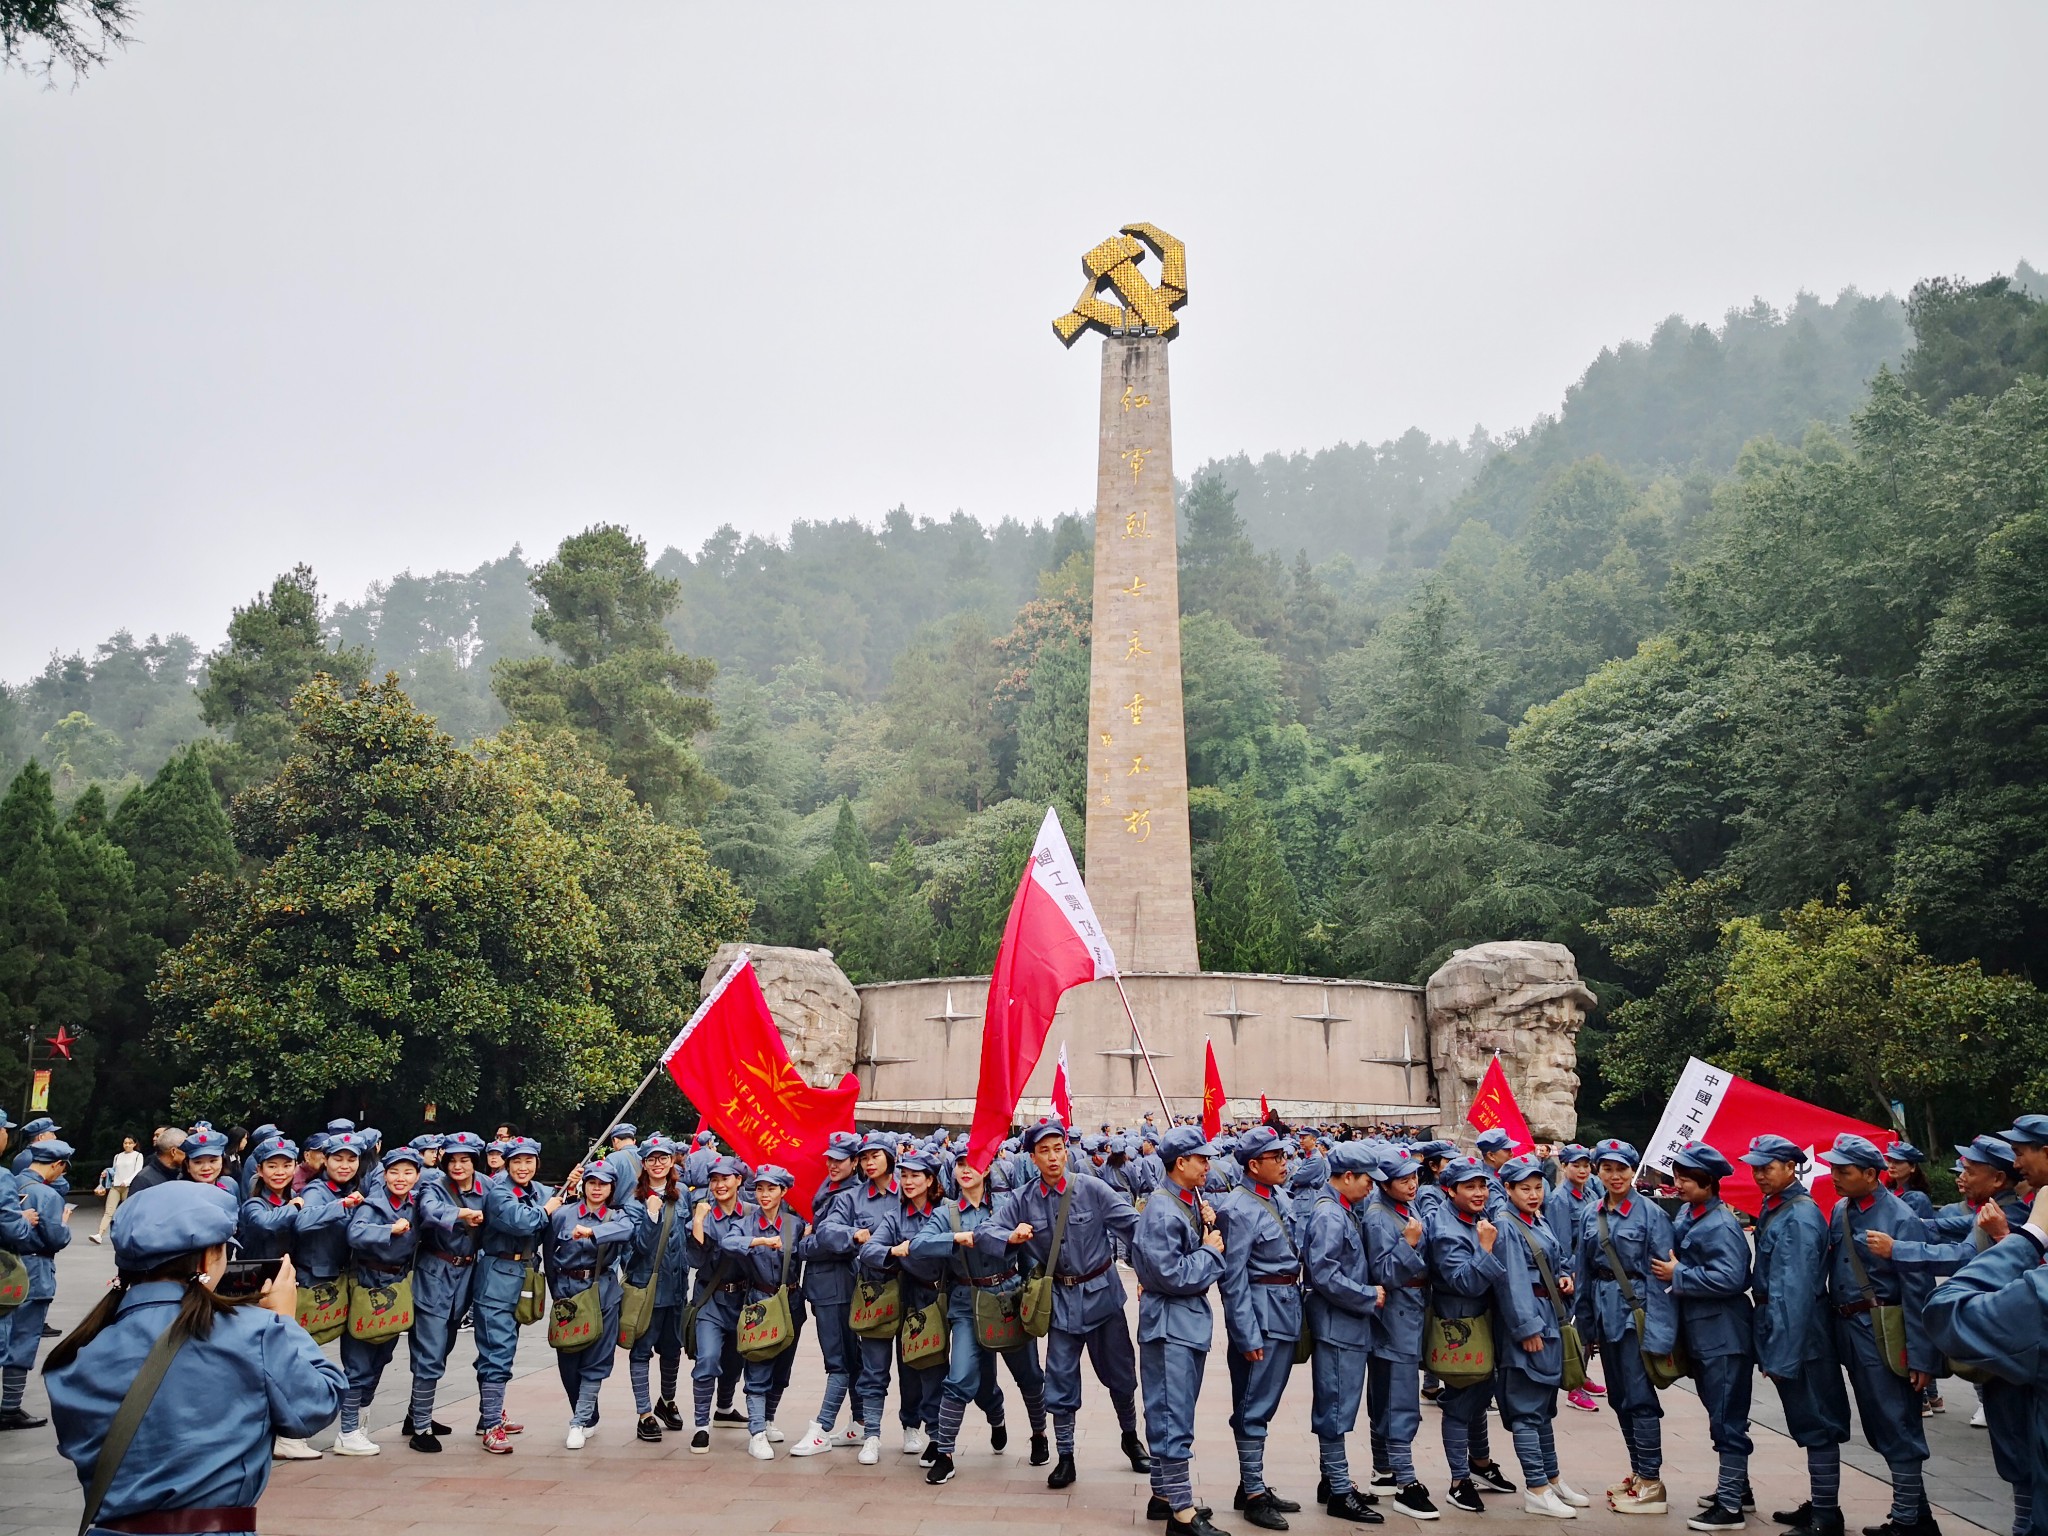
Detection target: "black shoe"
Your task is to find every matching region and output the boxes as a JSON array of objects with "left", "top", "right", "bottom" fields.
[
  {"left": 1029, "top": 1433, "right": 1050, "bottom": 1466},
  {"left": 1792, "top": 1514, "right": 1845, "bottom": 1536},
  {"left": 1393, "top": 1483, "right": 1439, "bottom": 1521},
  {"left": 654, "top": 1397, "right": 684, "bottom": 1431},
  {"left": 1235, "top": 1487, "right": 1302, "bottom": 1515},
  {"left": 1149, "top": 1498, "right": 1216, "bottom": 1521},
  {"left": 1702, "top": 1487, "right": 1759, "bottom": 1514},
  {"left": 637, "top": 1414, "right": 663, "bottom": 1442},
  {"left": 1861, "top": 1521, "right": 1941, "bottom": 1536},
  {"left": 430, "top": 1418, "right": 451, "bottom": 1435},
  {"left": 1241, "top": 1493, "right": 1289, "bottom": 1531},
  {"left": 690, "top": 1428, "right": 710, "bottom": 1452},
  {"left": 1689, "top": 1506, "right": 1745, "bottom": 1532},
  {"left": 1369, "top": 1472, "right": 1398, "bottom": 1490},
  {"left": 0, "top": 1407, "right": 47, "bottom": 1431},
  {"left": 991, "top": 1421, "right": 1008, "bottom": 1453},
  {"left": 1444, "top": 1480, "right": 1483, "bottom": 1515},
  {"left": 926, "top": 1451, "right": 957, "bottom": 1485},
  {"left": 1048, "top": 1452, "right": 1077, "bottom": 1488},
  {"left": 1776, "top": 1504, "right": 1815, "bottom": 1528},
  {"left": 1467, "top": 1461, "right": 1515, "bottom": 1495},
  {"left": 920, "top": 1441, "right": 939, "bottom": 1466},
  {"left": 407, "top": 1431, "right": 442, "bottom": 1453},
  {"left": 1180, "top": 1516, "right": 1235, "bottom": 1536},
  {"left": 1325, "top": 1491, "right": 1385, "bottom": 1525},
  {"left": 1316, "top": 1479, "right": 1330, "bottom": 1504},
  {"left": 1122, "top": 1429, "right": 1151, "bottom": 1473},
  {"left": 713, "top": 1406, "right": 746, "bottom": 1425},
  {"left": 1419, "top": 1385, "right": 1442, "bottom": 1402},
  {"left": 41, "top": 1323, "right": 60, "bottom": 1337}
]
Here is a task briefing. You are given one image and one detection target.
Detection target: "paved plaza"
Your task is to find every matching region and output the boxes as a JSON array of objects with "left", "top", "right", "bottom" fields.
[{"left": 0, "top": 1219, "right": 2008, "bottom": 1536}]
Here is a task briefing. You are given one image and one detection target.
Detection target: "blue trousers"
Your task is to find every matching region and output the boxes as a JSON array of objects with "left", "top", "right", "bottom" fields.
[
  {"left": 1227, "top": 1341, "right": 1297, "bottom": 1491},
  {"left": 1692, "top": 1352, "right": 1754, "bottom": 1456},
  {"left": 0, "top": 1298, "right": 51, "bottom": 1371},
  {"left": 810, "top": 1290, "right": 863, "bottom": 1429},
  {"left": 1984, "top": 1379, "right": 2032, "bottom": 1535},
  {"left": 1598, "top": 1332, "right": 1663, "bottom": 1476},
  {"left": 1769, "top": 1360, "right": 1851, "bottom": 1448},
  {"left": 1140, "top": 1339, "right": 1207, "bottom": 1461},
  {"left": 939, "top": 1307, "right": 1043, "bottom": 1410},
  {"left": 1044, "top": 1315, "right": 1138, "bottom": 1419},
  {"left": 1367, "top": 1355, "right": 1422, "bottom": 1480},
  {"left": 896, "top": 1340, "right": 944, "bottom": 1431},
  {"left": 407, "top": 1308, "right": 466, "bottom": 1425},
  {"left": 1437, "top": 1378, "right": 1494, "bottom": 1482},
  {"left": 691, "top": 1290, "right": 743, "bottom": 1386},
  {"left": 1832, "top": 1314, "right": 1926, "bottom": 1465},
  {"left": 856, "top": 1333, "right": 897, "bottom": 1436},
  {"left": 557, "top": 1296, "right": 622, "bottom": 1425},
  {"left": 629, "top": 1302, "right": 685, "bottom": 1413},
  {"left": 1309, "top": 1343, "right": 1368, "bottom": 1439}
]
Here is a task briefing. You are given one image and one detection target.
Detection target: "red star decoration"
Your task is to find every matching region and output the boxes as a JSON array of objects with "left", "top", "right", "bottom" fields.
[{"left": 44, "top": 1027, "right": 77, "bottom": 1061}]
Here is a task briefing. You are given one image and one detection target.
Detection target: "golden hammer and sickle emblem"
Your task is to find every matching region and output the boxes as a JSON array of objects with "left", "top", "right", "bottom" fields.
[{"left": 1053, "top": 222, "right": 1188, "bottom": 346}]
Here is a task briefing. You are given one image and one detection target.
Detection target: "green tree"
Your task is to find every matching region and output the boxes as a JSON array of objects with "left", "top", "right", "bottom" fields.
[
  {"left": 823, "top": 834, "right": 933, "bottom": 984},
  {"left": 1901, "top": 275, "right": 2048, "bottom": 413},
  {"left": 925, "top": 799, "right": 1060, "bottom": 976},
  {"left": 1179, "top": 474, "right": 1286, "bottom": 637},
  {"left": 493, "top": 525, "right": 720, "bottom": 821},
  {"left": 153, "top": 676, "right": 747, "bottom": 1126},
  {"left": 1, "top": 0, "right": 134, "bottom": 83},
  {"left": 1196, "top": 781, "right": 1302, "bottom": 973},
  {"left": 199, "top": 566, "right": 373, "bottom": 798},
  {"left": 1012, "top": 636, "right": 1090, "bottom": 826},
  {"left": 870, "top": 612, "right": 1008, "bottom": 840}
]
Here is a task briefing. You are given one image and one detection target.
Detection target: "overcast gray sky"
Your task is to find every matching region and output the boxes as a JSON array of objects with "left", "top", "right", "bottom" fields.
[{"left": 3, "top": 4, "right": 2042, "bottom": 680}]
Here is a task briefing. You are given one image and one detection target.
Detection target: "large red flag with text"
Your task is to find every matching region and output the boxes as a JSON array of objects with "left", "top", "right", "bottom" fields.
[
  {"left": 661, "top": 954, "right": 860, "bottom": 1219},
  {"left": 1202, "top": 1039, "right": 1227, "bottom": 1141},
  {"left": 967, "top": 809, "right": 1117, "bottom": 1168},
  {"left": 1647, "top": 1056, "right": 1891, "bottom": 1216},
  {"left": 1050, "top": 1042, "right": 1074, "bottom": 1128},
  {"left": 1465, "top": 1056, "right": 1535, "bottom": 1154}
]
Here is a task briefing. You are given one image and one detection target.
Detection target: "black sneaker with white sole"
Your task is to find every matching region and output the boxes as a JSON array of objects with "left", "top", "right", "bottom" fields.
[
  {"left": 1467, "top": 1462, "right": 1515, "bottom": 1495},
  {"left": 925, "top": 1452, "right": 957, "bottom": 1485},
  {"left": 1701, "top": 1487, "right": 1759, "bottom": 1513},
  {"left": 1391, "top": 1484, "right": 1439, "bottom": 1521},
  {"left": 1688, "top": 1505, "right": 1747, "bottom": 1531},
  {"left": 689, "top": 1428, "right": 711, "bottom": 1453},
  {"left": 1444, "top": 1480, "right": 1484, "bottom": 1515}
]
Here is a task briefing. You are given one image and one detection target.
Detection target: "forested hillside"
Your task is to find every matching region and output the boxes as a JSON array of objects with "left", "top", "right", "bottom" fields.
[{"left": 7, "top": 268, "right": 2047, "bottom": 1147}]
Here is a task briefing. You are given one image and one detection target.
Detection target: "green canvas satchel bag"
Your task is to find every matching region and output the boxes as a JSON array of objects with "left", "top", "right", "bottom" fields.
[
  {"left": 347, "top": 1269, "right": 415, "bottom": 1344},
  {"left": 737, "top": 1218, "right": 800, "bottom": 1363},
  {"left": 1597, "top": 1205, "right": 1689, "bottom": 1388},
  {"left": 1017, "top": 1178, "right": 1074, "bottom": 1340},
  {"left": 1837, "top": 1202, "right": 1911, "bottom": 1381},
  {"left": 617, "top": 1200, "right": 675, "bottom": 1350}
]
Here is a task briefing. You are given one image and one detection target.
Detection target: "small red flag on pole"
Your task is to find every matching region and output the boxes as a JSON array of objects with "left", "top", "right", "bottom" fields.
[
  {"left": 1464, "top": 1054, "right": 1535, "bottom": 1154},
  {"left": 1202, "top": 1038, "right": 1227, "bottom": 1141},
  {"left": 1050, "top": 1042, "right": 1074, "bottom": 1127}
]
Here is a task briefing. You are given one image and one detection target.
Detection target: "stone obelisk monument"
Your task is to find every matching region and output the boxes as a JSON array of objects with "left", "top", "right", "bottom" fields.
[{"left": 1054, "top": 224, "right": 1200, "bottom": 973}]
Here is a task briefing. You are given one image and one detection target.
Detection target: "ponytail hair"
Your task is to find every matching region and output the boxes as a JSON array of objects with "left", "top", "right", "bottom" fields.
[{"left": 43, "top": 1250, "right": 241, "bottom": 1375}]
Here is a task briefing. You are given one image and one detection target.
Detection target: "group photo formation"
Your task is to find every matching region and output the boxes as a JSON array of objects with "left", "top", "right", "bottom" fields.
[{"left": 3, "top": 9, "right": 2047, "bottom": 1536}]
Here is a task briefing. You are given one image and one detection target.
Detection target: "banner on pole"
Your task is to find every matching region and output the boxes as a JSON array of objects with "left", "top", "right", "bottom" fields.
[{"left": 30, "top": 1070, "right": 51, "bottom": 1113}]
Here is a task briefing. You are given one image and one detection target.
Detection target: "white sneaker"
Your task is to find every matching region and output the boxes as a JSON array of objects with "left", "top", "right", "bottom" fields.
[
  {"left": 1553, "top": 1481, "right": 1592, "bottom": 1509},
  {"left": 789, "top": 1424, "right": 834, "bottom": 1457},
  {"left": 765, "top": 1423, "right": 786, "bottom": 1444},
  {"left": 858, "top": 1436, "right": 881, "bottom": 1465},
  {"left": 1971, "top": 1405, "right": 1989, "bottom": 1428},
  {"left": 902, "top": 1427, "right": 927, "bottom": 1456},
  {"left": 272, "top": 1436, "right": 322, "bottom": 1461},
  {"left": 333, "top": 1428, "right": 381, "bottom": 1457},
  {"left": 566, "top": 1422, "right": 587, "bottom": 1450},
  {"left": 749, "top": 1432, "right": 774, "bottom": 1461},
  {"left": 1524, "top": 1487, "right": 1578, "bottom": 1520},
  {"left": 835, "top": 1424, "right": 865, "bottom": 1447}
]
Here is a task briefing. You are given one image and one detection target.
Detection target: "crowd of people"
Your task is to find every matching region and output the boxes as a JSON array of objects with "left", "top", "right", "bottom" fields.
[{"left": 2, "top": 1104, "right": 2046, "bottom": 1536}]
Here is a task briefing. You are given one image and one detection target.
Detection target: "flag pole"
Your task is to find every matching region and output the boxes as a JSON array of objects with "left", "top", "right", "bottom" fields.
[{"left": 1110, "top": 975, "right": 1176, "bottom": 1123}]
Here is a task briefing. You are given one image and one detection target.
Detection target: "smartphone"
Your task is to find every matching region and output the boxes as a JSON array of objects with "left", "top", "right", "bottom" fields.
[{"left": 218, "top": 1257, "right": 284, "bottom": 1302}]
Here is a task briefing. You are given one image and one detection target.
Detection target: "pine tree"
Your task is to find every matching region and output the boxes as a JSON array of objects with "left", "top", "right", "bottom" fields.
[
  {"left": 1013, "top": 636, "right": 1090, "bottom": 827},
  {"left": 699, "top": 674, "right": 799, "bottom": 901},
  {"left": 1196, "top": 781, "right": 1302, "bottom": 973}
]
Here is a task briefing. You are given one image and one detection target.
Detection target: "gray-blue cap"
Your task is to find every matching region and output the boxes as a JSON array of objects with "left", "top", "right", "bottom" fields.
[
  {"left": 1498, "top": 1154, "right": 1546, "bottom": 1185},
  {"left": 1327, "top": 1142, "right": 1378, "bottom": 1177},
  {"left": 28, "top": 1138, "right": 75, "bottom": 1163},
  {"left": 1235, "top": 1125, "right": 1285, "bottom": 1164},
  {"left": 1473, "top": 1126, "right": 1516, "bottom": 1155},
  {"left": 1158, "top": 1125, "right": 1222, "bottom": 1163},
  {"left": 1818, "top": 1133, "right": 1885, "bottom": 1169},
  {"left": 111, "top": 1180, "right": 239, "bottom": 1270},
  {"left": 1955, "top": 1135, "right": 2015, "bottom": 1171},
  {"left": 1739, "top": 1133, "right": 1807, "bottom": 1168},
  {"left": 1671, "top": 1140, "right": 1735, "bottom": 1181},
  {"left": 1996, "top": 1114, "right": 2048, "bottom": 1148}
]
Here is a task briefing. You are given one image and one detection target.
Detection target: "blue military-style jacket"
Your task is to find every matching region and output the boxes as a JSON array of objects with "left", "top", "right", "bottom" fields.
[
  {"left": 345, "top": 1187, "right": 423, "bottom": 1285},
  {"left": 1493, "top": 1206, "right": 1573, "bottom": 1385},
  {"left": 1544, "top": 1179, "right": 1597, "bottom": 1245},
  {"left": 907, "top": 1193, "right": 1021, "bottom": 1292},
  {"left": 0, "top": 1164, "right": 32, "bottom": 1254},
  {"left": 1129, "top": 1184, "right": 1224, "bottom": 1349},
  {"left": 1924, "top": 1230, "right": 2048, "bottom": 1389},
  {"left": 1217, "top": 1179, "right": 1304, "bottom": 1351},
  {"left": 626, "top": 1188, "right": 692, "bottom": 1308},
  {"left": 293, "top": 1177, "right": 364, "bottom": 1282},
  {"left": 14, "top": 1168, "right": 69, "bottom": 1299},
  {"left": 545, "top": 1198, "right": 637, "bottom": 1305},
  {"left": 1887, "top": 1189, "right": 2029, "bottom": 1273},
  {"left": 976, "top": 1171, "right": 1137, "bottom": 1333},
  {"left": 1751, "top": 1185, "right": 1836, "bottom": 1377},
  {"left": 1575, "top": 1194, "right": 1679, "bottom": 1354},
  {"left": 691, "top": 1196, "right": 759, "bottom": 1296},
  {"left": 735, "top": 1206, "right": 807, "bottom": 1311},
  {"left": 1362, "top": 1191, "right": 1430, "bottom": 1359},
  {"left": 236, "top": 1188, "right": 301, "bottom": 1263},
  {"left": 415, "top": 1174, "right": 488, "bottom": 1316},
  {"left": 1302, "top": 1191, "right": 1380, "bottom": 1351},
  {"left": 1826, "top": 1186, "right": 1935, "bottom": 1374},
  {"left": 477, "top": 1175, "right": 553, "bottom": 1308},
  {"left": 1669, "top": 1197, "right": 1755, "bottom": 1358},
  {"left": 803, "top": 1174, "right": 863, "bottom": 1305},
  {"left": 861, "top": 1195, "right": 947, "bottom": 1314},
  {"left": 1425, "top": 1203, "right": 1508, "bottom": 1330}
]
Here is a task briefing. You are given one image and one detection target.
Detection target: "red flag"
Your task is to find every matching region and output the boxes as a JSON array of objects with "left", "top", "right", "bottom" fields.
[
  {"left": 1259, "top": 1093, "right": 1270, "bottom": 1122},
  {"left": 661, "top": 954, "right": 859, "bottom": 1219},
  {"left": 1050, "top": 1042, "right": 1074, "bottom": 1127},
  {"left": 1465, "top": 1056, "right": 1534, "bottom": 1154},
  {"left": 1647, "top": 1056, "right": 1890, "bottom": 1215},
  {"left": 1202, "top": 1039, "right": 1227, "bottom": 1141},
  {"left": 967, "top": 809, "right": 1116, "bottom": 1167}
]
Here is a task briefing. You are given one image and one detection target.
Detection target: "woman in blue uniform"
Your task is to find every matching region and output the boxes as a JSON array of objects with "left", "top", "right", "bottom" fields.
[
  {"left": 735, "top": 1164, "right": 808, "bottom": 1458},
  {"left": 626, "top": 1134, "right": 689, "bottom": 1441},
  {"left": 1493, "top": 1154, "right": 1589, "bottom": 1520},
  {"left": 333, "top": 1146, "right": 426, "bottom": 1457},
  {"left": 474, "top": 1136, "right": 559, "bottom": 1453},
  {"left": 407, "top": 1131, "right": 489, "bottom": 1451},
  {"left": 45, "top": 1181, "right": 345, "bottom": 1536},
  {"left": 548, "top": 1160, "right": 636, "bottom": 1447},
  {"left": 236, "top": 1135, "right": 320, "bottom": 1463},
  {"left": 868, "top": 1149, "right": 948, "bottom": 1463},
  {"left": 181, "top": 1131, "right": 237, "bottom": 1194},
  {"left": 0, "top": 1138, "right": 72, "bottom": 1429}
]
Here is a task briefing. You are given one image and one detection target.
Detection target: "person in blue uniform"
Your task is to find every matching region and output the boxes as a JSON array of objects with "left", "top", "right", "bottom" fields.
[
  {"left": 1736, "top": 1135, "right": 1852, "bottom": 1536},
  {"left": 1492, "top": 1153, "right": 1590, "bottom": 1520},
  {"left": 1424, "top": 1155, "right": 1512, "bottom": 1516},
  {"left": 1472, "top": 1127, "right": 1516, "bottom": 1215},
  {"left": 625, "top": 1133, "right": 689, "bottom": 1441},
  {"left": 1129, "top": 1124, "right": 1232, "bottom": 1536},
  {"left": 1924, "top": 1191, "right": 2048, "bottom": 1536},
  {"left": 912, "top": 1152, "right": 1048, "bottom": 1484},
  {"left": 788, "top": 1129, "right": 868, "bottom": 1457},
  {"left": 1815, "top": 1134, "right": 1938, "bottom": 1536},
  {"left": 1361, "top": 1148, "right": 1434, "bottom": 1518},
  {"left": 236, "top": 1135, "right": 321, "bottom": 1462},
  {"left": 8, "top": 1116, "right": 61, "bottom": 1177},
  {"left": 1883, "top": 1144, "right": 1937, "bottom": 1220},
  {"left": 0, "top": 1138, "right": 71, "bottom": 1429},
  {"left": 330, "top": 1145, "right": 426, "bottom": 1457},
  {"left": 548, "top": 1159, "right": 636, "bottom": 1447},
  {"left": 734, "top": 1164, "right": 807, "bottom": 1458},
  {"left": 1650, "top": 1141, "right": 1754, "bottom": 1530},
  {"left": 977, "top": 1118, "right": 1149, "bottom": 1488},
  {"left": 1542, "top": 1144, "right": 1604, "bottom": 1415},
  {"left": 45, "top": 1181, "right": 345, "bottom": 1535},
  {"left": 1218, "top": 1125, "right": 1307, "bottom": 1528},
  {"left": 235, "top": 1125, "right": 280, "bottom": 1199},
  {"left": 1573, "top": 1138, "right": 1678, "bottom": 1516},
  {"left": 685, "top": 1154, "right": 755, "bottom": 1451},
  {"left": 1288, "top": 1129, "right": 1330, "bottom": 1200},
  {"left": 475, "top": 1136, "right": 561, "bottom": 1453},
  {"left": 863, "top": 1148, "right": 948, "bottom": 1461},
  {"left": 810, "top": 1134, "right": 904, "bottom": 1460},
  {"left": 181, "top": 1131, "right": 237, "bottom": 1194},
  {"left": 404, "top": 1130, "right": 487, "bottom": 1452},
  {"left": 1300, "top": 1140, "right": 1386, "bottom": 1524}
]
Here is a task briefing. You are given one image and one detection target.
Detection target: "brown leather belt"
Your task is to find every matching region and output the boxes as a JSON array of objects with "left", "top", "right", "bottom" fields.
[
  {"left": 432, "top": 1252, "right": 475, "bottom": 1267},
  {"left": 1835, "top": 1301, "right": 1877, "bottom": 1317},
  {"left": 968, "top": 1271, "right": 1019, "bottom": 1288},
  {"left": 97, "top": 1507, "right": 258, "bottom": 1534},
  {"left": 1057, "top": 1259, "right": 1113, "bottom": 1287},
  {"left": 1255, "top": 1274, "right": 1302, "bottom": 1286},
  {"left": 558, "top": 1267, "right": 595, "bottom": 1281}
]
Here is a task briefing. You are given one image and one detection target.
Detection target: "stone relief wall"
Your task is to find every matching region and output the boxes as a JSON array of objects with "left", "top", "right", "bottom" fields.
[{"left": 702, "top": 943, "right": 859, "bottom": 1089}]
